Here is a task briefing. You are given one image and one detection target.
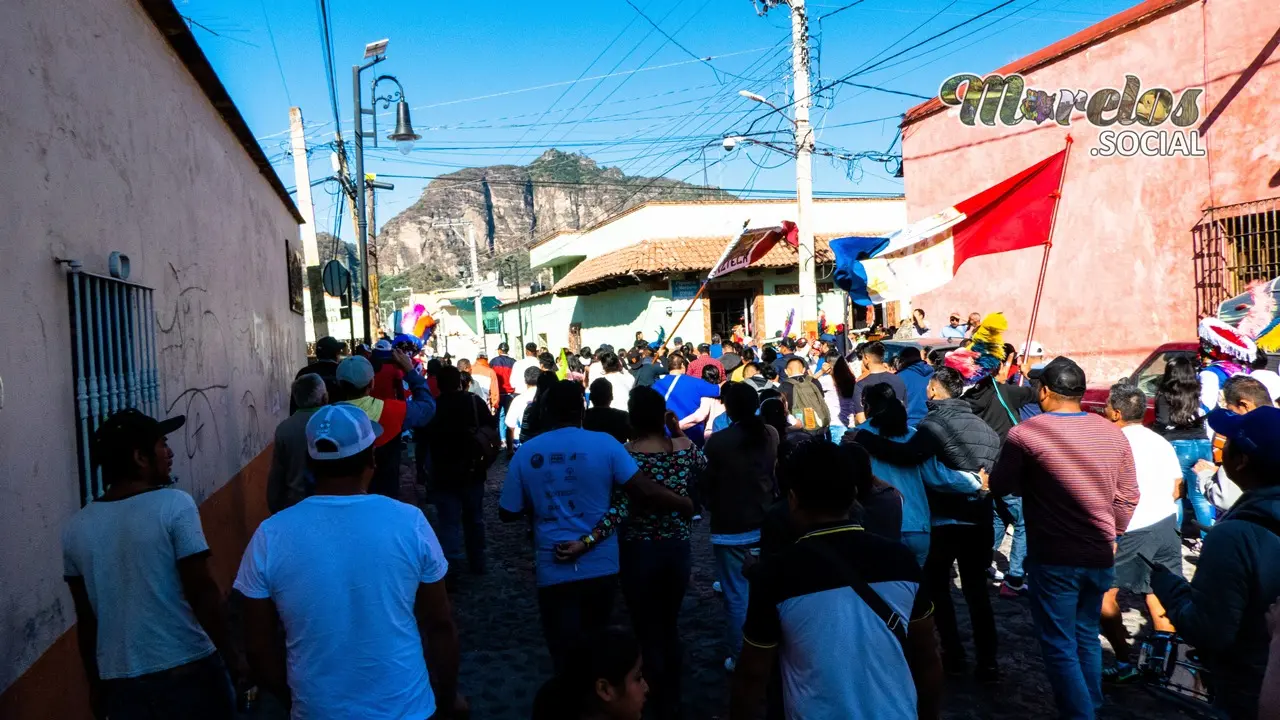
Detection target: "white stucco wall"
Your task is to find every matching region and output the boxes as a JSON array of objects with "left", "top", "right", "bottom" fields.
[
  {"left": 0, "top": 0, "right": 303, "bottom": 692},
  {"left": 498, "top": 274, "right": 856, "bottom": 355}
]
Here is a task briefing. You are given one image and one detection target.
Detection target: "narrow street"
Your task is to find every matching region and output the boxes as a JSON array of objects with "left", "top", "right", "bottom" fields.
[{"left": 315, "top": 458, "right": 1214, "bottom": 720}]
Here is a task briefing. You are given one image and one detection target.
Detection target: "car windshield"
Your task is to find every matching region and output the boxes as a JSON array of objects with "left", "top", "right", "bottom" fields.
[{"left": 1132, "top": 350, "right": 1196, "bottom": 397}]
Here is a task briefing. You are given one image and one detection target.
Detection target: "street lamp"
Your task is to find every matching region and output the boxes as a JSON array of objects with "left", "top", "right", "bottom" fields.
[
  {"left": 352, "top": 39, "right": 418, "bottom": 344},
  {"left": 739, "top": 86, "right": 816, "bottom": 333}
]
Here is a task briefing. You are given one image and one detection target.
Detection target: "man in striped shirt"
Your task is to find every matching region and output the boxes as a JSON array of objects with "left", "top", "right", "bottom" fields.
[{"left": 990, "top": 357, "right": 1138, "bottom": 720}]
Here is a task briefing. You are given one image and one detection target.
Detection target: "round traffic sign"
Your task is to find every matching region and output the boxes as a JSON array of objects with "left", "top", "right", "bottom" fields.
[{"left": 322, "top": 260, "right": 351, "bottom": 297}]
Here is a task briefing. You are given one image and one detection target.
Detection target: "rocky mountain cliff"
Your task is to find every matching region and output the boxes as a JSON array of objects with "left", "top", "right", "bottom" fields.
[{"left": 374, "top": 150, "right": 732, "bottom": 289}]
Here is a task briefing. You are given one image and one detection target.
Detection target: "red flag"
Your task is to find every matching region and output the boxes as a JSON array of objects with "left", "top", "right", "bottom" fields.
[{"left": 950, "top": 147, "right": 1067, "bottom": 271}]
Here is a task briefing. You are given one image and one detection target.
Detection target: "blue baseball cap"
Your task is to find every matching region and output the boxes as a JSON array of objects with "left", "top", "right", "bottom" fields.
[
  {"left": 1207, "top": 406, "right": 1280, "bottom": 465},
  {"left": 305, "top": 404, "right": 382, "bottom": 460}
]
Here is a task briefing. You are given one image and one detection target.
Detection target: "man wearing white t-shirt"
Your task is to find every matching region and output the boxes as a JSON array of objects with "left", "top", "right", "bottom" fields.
[
  {"left": 510, "top": 342, "right": 542, "bottom": 396},
  {"left": 235, "top": 404, "right": 465, "bottom": 719},
  {"left": 1100, "top": 383, "right": 1183, "bottom": 681},
  {"left": 63, "top": 409, "right": 240, "bottom": 719},
  {"left": 505, "top": 366, "right": 542, "bottom": 452}
]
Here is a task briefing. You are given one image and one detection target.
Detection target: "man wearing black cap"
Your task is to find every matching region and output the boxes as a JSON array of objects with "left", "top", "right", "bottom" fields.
[
  {"left": 63, "top": 409, "right": 241, "bottom": 718},
  {"left": 989, "top": 357, "right": 1139, "bottom": 719},
  {"left": 1152, "top": 406, "right": 1280, "bottom": 719},
  {"left": 294, "top": 337, "right": 345, "bottom": 407}
]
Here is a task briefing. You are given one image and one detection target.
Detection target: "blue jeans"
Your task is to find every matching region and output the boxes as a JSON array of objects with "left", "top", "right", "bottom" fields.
[
  {"left": 713, "top": 544, "right": 753, "bottom": 661},
  {"left": 434, "top": 481, "right": 487, "bottom": 572},
  {"left": 1026, "top": 562, "right": 1114, "bottom": 719},
  {"left": 1170, "top": 437, "right": 1214, "bottom": 539},
  {"left": 993, "top": 495, "right": 1027, "bottom": 580},
  {"left": 902, "top": 530, "right": 930, "bottom": 569},
  {"left": 103, "top": 653, "right": 234, "bottom": 720}
]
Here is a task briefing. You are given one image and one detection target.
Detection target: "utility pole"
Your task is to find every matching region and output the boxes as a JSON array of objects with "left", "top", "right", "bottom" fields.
[
  {"left": 466, "top": 222, "right": 486, "bottom": 356},
  {"left": 789, "top": 0, "right": 817, "bottom": 335},
  {"left": 364, "top": 176, "right": 395, "bottom": 333},
  {"left": 331, "top": 138, "right": 366, "bottom": 344},
  {"left": 367, "top": 181, "right": 378, "bottom": 332},
  {"left": 512, "top": 257, "right": 525, "bottom": 346},
  {"left": 430, "top": 219, "right": 487, "bottom": 356},
  {"left": 289, "top": 107, "right": 329, "bottom": 343}
]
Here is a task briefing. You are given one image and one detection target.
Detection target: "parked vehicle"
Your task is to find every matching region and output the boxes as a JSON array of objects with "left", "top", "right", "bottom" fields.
[
  {"left": 878, "top": 337, "right": 961, "bottom": 368},
  {"left": 1081, "top": 342, "right": 1199, "bottom": 423}
]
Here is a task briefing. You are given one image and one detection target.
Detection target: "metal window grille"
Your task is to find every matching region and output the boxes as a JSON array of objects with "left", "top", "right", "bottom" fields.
[
  {"left": 1192, "top": 196, "right": 1280, "bottom": 319},
  {"left": 67, "top": 268, "right": 160, "bottom": 504}
]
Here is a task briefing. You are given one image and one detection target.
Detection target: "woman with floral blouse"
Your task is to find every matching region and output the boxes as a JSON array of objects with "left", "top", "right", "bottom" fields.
[{"left": 619, "top": 385, "right": 705, "bottom": 720}]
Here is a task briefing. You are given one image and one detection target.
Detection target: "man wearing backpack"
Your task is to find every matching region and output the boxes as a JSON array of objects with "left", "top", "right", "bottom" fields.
[
  {"left": 781, "top": 357, "right": 830, "bottom": 435},
  {"left": 1152, "top": 406, "right": 1280, "bottom": 719},
  {"left": 426, "top": 364, "right": 498, "bottom": 576}
]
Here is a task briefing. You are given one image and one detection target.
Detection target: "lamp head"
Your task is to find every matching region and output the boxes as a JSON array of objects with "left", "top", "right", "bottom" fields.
[{"left": 387, "top": 100, "right": 421, "bottom": 155}]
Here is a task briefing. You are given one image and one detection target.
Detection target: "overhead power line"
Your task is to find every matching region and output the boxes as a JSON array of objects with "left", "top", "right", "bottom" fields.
[{"left": 258, "top": 0, "right": 292, "bottom": 106}]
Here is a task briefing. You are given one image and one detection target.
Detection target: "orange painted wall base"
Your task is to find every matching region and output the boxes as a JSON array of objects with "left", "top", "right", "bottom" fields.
[{"left": 0, "top": 445, "right": 274, "bottom": 720}]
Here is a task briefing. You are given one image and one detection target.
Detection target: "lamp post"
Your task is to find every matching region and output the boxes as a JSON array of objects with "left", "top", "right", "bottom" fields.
[{"left": 353, "top": 39, "right": 420, "bottom": 345}]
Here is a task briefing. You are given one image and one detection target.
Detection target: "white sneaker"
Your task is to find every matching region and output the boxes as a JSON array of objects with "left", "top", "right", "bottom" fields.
[
  {"left": 724, "top": 657, "right": 736, "bottom": 672},
  {"left": 713, "top": 581, "right": 723, "bottom": 593},
  {"left": 986, "top": 566, "right": 1005, "bottom": 583}
]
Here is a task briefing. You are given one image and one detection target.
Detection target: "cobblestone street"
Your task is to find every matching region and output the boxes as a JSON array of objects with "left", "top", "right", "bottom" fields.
[
  {"left": 244, "top": 457, "right": 1213, "bottom": 719},
  {"left": 423, "top": 460, "right": 1211, "bottom": 719}
]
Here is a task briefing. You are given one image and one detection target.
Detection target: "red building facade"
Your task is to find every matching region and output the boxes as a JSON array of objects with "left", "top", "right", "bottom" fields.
[{"left": 901, "top": 0, "right": 1280, "bottom": 381}]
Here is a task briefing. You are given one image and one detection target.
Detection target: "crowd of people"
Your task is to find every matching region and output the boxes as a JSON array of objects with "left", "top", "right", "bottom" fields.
[{"left": 57, "top": 310, "right": 1280, "bottom": 720}]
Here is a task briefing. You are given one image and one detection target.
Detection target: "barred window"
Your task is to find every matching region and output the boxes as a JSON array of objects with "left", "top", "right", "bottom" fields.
[
  {"left": 1193, "top": 197, "right": 1280, "bottom": 318},
  {"left": 66, "top": 268, "right": 160, "bottom": 504}
]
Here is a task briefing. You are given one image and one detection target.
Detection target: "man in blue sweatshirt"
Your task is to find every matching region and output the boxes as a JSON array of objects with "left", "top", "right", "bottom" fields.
[{"left": 896, "top": 347, "right": 934, "bottom": 428}]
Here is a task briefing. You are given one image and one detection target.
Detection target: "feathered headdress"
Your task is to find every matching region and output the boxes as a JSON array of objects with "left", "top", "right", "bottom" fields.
[
  {"left": 944, "top": 347, "right": 984, "bottom": 381},
  {"left": 1199, "top": 317, "right": 1257, "bottom": 363},
  {"left": 966, "top": 312, "right": 1009, "bottom": 376},
  {"left": 1238, "top": 282, "right": 1277, "bottom": 340}
]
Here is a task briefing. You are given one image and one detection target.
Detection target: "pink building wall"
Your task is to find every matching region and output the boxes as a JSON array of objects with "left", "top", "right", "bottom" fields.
[{"left": 901, "top": 0, "right": 1280, "bottom": 382}]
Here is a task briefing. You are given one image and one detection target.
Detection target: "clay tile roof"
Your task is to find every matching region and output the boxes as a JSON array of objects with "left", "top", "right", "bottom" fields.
[
  {"left": 901, "top": 0, "right": 1193, "bottom": 127},
  {"left": 550, "top": 233, "right": 876, "bottom": 297}
]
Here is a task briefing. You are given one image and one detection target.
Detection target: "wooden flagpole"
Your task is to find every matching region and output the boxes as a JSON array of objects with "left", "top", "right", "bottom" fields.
[
  {"left": 665, "top": 221, "right": 750, "bottom": 348},
  {"left": 665, "top": 282, "right": 708, "bottom": 347},
  {"left": 1023, "top": 135, "right": 1074, "bottom": 358}
]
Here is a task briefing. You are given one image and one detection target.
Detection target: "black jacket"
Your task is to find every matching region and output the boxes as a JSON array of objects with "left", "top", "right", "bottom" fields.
[
  {"left": 961, "top": 375, "right": 1039, "bottom": 441},
  {"left": 856, "top": 398, "right": 1000, "bottom": 473},
  {"left": 1152, "top": 486, "right": 1280, "bottom": 719},
  {"left": 853, "top": 398, "right": 999, "bottom": 524}
]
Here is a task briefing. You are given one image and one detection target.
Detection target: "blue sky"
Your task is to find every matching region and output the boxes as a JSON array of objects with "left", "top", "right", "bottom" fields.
[{"left": 184, "top": 0, "right": 1139, "bottom": 242}]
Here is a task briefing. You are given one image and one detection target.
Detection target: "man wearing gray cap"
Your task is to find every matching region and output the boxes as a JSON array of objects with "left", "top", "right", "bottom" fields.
[
  {"left": 336, "top": 350, "right": 436, "bottom": 499},
  {"left": 989, "top": 357, "right": 1139, "bottom": 719},
  {"left": 237, "top": 404, "right": 465, "bottom": 718}
]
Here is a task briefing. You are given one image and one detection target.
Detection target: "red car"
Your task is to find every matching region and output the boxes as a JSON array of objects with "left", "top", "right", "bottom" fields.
[{"left": 1080, "top": 342, "right": 1199, "bottom": 424}]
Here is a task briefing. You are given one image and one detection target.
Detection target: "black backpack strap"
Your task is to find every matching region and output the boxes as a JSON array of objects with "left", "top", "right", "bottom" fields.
[{"left": 803, "top": 536, "right": 909, "bottom": 650}]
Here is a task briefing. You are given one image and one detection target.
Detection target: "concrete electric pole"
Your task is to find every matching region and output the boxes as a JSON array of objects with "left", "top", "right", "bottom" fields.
[
  {"left": 430, "top": 219, "right": 487, "bottom": 357},
  {"left": 466, "top": 222, "right": 486, "bottom": 357},
  {"left": 288, "top": 107, "right": 330, "bottom": 342},
  {"left": 750, "top": 0, "right": 817, "bottom": 333},
  {"left": 788, "top": 0, "right": 817, "bottom": 335}
]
